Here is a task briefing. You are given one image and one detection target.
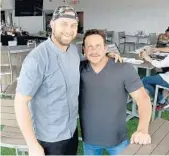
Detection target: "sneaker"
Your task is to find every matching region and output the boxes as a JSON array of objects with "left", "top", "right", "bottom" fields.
[{"left": 156, "top": 100, "right": 169, "bottom": 111}]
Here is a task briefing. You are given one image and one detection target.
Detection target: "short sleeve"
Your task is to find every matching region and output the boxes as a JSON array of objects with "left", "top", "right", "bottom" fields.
[
  {"left": 16, "top": 57, "right": 43, "bottom": 97},
  {"left": 74, "top": 43, "right": 85, "bottom": 61},
  {"left": 124, "top": 63, "right": 143, "bottom": 93}
]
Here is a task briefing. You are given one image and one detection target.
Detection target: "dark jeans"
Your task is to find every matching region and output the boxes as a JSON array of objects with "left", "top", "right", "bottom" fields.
[
  {"left": 142, "top": 75, "right": 169, "bottom": 103},
  {"left": 38, "top": 128, "right": 78, "bottom": 155}
]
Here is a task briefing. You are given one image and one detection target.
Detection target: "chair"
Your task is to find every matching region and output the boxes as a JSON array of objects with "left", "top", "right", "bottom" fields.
[
  {"left": 102, "top": 29, "right": 107, "bottom": 35},
  {"left": 118, "top": 31, "right": 136, "bottom": 53},
  {"left": 106, "top": 31, "right": 114, "bottom": 44},
  {"left": 1, "top": 43, "right": 25, "bottom": 93},
  {"left": 0, "top": 49, "right": 13, "bottom": 93},
  {"left": 4, "top": 80, "right": 17, "bottom": 98},
  {"left": 149, "top": 33, "right": 157, "bottom": 46},
  {"left": 0, "top": 99, "right": 28, "bottom": 155},
  {"left": 9, "top": 45, "right": 32, "bottom": 71},
  {"left": 152, "top": 85, "right": 169, "bottom": 121},
  {"left": 98, "top": 29, "right": 107, "bottom": 35},
  {"left": 137, "top": 35, "right": 149, "bottom": 48},
  {"left": 107, "top": 43, "right": 120, "bottom": 54}
]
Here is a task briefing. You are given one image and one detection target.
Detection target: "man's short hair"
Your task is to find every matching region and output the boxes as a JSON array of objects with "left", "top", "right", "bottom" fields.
[{"left": 82, "top": 29, "right": 106, "bottom": 48}]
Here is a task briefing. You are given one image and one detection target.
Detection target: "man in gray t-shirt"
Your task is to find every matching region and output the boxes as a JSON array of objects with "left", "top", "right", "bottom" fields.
[{"left": 79, "top": 29, "right": 152, "bottom": 155}]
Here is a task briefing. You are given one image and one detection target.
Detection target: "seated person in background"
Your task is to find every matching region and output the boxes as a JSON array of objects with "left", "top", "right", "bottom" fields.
[
  {"left": 152, "top": 47, "right": 169, "bottom": 53},
  {"left": 140, "top": 48, "right": 169, "bottom": 110},
  {"left": 157, "top": 27, "right": 169, "bottom": 47}
]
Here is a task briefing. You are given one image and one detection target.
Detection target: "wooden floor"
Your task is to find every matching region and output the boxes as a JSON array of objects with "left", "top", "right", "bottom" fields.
[{"left": 121, "top": 118, "right": 169, "bottom": 155}]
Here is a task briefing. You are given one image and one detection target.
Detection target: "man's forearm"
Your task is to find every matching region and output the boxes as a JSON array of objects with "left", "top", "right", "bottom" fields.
[
  {"left": 159, "top": 48, "right": 169, "bottom": 53},
  {"left": 15, "top": 95, "right": 38, "bottom": 146},
  {"left": 137, "top": 97, "right": 152, "bottom": 133}
]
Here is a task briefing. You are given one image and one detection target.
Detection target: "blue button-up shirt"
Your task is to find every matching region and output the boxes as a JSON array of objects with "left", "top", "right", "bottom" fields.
[{"left": 16, "top": 38, "right": 80, "bottom": 142}]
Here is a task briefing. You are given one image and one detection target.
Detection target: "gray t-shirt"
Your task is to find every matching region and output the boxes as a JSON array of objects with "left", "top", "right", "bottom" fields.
[
  {"left": 16, "top": 38, "right": 80, "bottom": 142},
  {"left": 79, "top": 59, "right": 143, "bottom": 147}
]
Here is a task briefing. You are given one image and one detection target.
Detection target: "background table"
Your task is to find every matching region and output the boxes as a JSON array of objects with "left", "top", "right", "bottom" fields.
[
  {"left": 1, "top": 45, "right": 34, "bottom": 54},
  {"left": 122, "top": 53, "right": 154, "bottom": 121}
]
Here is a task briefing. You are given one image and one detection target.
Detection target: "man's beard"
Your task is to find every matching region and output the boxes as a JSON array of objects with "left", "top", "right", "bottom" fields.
[{"left": 52, "top": 31, "right": 73, "bottom": 46}]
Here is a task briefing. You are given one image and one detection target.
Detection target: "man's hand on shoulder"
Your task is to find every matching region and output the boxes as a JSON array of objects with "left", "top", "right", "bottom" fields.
[{"left": 106, "top": 52, "right": 123, "bottom": 63}]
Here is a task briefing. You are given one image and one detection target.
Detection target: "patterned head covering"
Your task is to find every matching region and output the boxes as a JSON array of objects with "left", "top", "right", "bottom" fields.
[{"left": 52, "top": 5, "right": 79, "bottom": 21}]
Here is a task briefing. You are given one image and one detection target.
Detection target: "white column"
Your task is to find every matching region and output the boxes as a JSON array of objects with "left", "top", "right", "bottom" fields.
[{"left": 5, "top": 11, "right": 11, "bottom": 26}]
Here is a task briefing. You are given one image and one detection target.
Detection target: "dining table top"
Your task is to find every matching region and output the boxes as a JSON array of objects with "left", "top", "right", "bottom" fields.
[{"left": 1, "top": 45, "right": 34, "bottom": 54}]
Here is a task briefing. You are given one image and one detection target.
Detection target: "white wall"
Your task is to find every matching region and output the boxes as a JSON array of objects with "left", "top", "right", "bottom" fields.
[
  {"left": 13, "top": 16, "right": 44, "bottom": 34},
  {"left": 43, "top": 0, "right": 169, "bottom": 34},
  {"left": 81, "top": 0, "right": 169, "bottom": 34},
  {"left": 43, "top": 0, "right": 65, "bottom": 10},
  {"left": 2, "top": 0, "right": 169, "bottom": 34},
  {"left": 43, "top": 0, "right": 84, "bottom": 10},
  {"left": 1, "top": 0, "right": 14, "bottom": 10}
]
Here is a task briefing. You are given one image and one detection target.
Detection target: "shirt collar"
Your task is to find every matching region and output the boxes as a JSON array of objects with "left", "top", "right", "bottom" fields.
[{"left": 47, "top": 37, "right": 71, "bottom": 55}]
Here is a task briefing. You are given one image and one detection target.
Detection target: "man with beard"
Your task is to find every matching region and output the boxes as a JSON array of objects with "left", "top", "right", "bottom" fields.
[
  {"left": 79, "top": 29, "right": 152, "bottom": 155},
  {"left": 15, "top": 6, "right": 80, "bottom": 155}
]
